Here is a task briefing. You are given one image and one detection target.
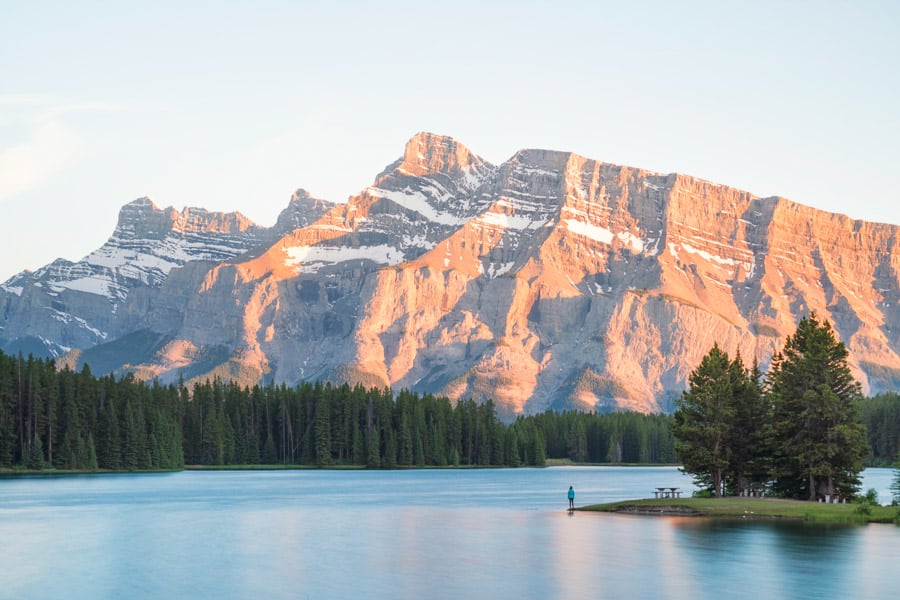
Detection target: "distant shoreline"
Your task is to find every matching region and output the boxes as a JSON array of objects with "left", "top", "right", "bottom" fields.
[{"left": 0, "top": 462, "right": 682, "bottom": 476}]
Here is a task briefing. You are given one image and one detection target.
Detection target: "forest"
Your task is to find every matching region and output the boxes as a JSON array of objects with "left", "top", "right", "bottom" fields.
[
  {"left": 0, "top": 348, "right": 897, "bottom": 473},
  {"left": 859, "top": 392, "right": 900, "bottom": 467},
  {"left": 0, "top": 349, "right": 674, "bottom": 471}
]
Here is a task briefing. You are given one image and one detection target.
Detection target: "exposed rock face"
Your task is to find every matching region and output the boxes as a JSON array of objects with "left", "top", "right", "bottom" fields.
[
  {"left": 4, "top": 132, "right": 900, "bottom": 417},
  {"left": 0, "top": 195, "right": 332, "bottom": 357}
]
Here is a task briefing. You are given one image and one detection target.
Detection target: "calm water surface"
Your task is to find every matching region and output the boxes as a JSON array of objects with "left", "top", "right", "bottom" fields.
[{"left": 1, "top": 467, "right": 897, "bottom": 599}]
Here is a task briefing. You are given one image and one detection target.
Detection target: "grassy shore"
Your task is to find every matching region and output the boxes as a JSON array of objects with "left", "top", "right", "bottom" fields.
[
  {"left": 578, "top": 497, "right": 900, "bottom": 524},
  {"left": 184, "top": 464, "right": 364, "bottom": 471},
  {"left": 0, "top": 467, "right": 181, "bottom": 476},
  {"left": 544, "top": 458, "right": 680, "bottom": 467}
]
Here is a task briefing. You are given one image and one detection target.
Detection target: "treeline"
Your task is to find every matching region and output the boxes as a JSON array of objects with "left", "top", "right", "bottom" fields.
[
  {"left": 0, "top": 349, "right": 677, "bottom": 470},
  {"left": 182, "top": 381, "right": 523, "bottom": 468},
  {"left": 515, "top": 410, "right": 675, "bottom": 464},
  {"left": 860, "top": 392, "right": 900, "bottom": 466},
  {"left": 182, "top": 379, "right": 677, "bottom": 467},
  {"left": 0, "top": 353, "right": 183, "bottom": 471}
]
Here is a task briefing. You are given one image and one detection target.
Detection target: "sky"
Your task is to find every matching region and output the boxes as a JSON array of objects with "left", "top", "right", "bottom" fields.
[{"left": 2, "top": 1, "right": 899, "bottom": 282}]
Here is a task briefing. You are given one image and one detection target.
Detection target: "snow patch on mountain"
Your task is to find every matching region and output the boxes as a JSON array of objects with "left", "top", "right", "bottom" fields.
[
  {"left": 483, "top": 261, "right": 516, "bottom": 279},
  {"left": 284, "top": 244, "right": 405, "bottom": 272},
  {"left": 477, "top": 211, "right": 546, "bottom": 231},
  {"left": 50, "top": 309, "right": 106, "bottom": 340},
  {"left": 367, "top": 187, "right": 466, "bottom": 225},
  {"left": 563, "top": 218, "right": 614, "bottom": 245},
  {"left": 679, "top": 242, "right": 736, "bottom": 266},
  {"left": 0, "top": 284, "right": 23, "bottom": 296},
  {"left": 54, "top": 275, "right": 119, "bottom": 298}
]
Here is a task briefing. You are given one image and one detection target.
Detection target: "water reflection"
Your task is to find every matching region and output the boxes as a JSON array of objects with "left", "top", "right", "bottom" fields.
[
  {"left": 1, "top": 468, "right": 897, "bottom": 600},
  {"left": 668, "top": 518, "right": 900, "bottom": 600}
]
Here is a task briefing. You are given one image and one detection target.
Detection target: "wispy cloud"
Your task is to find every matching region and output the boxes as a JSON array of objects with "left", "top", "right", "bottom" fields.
[
  {"left": 0, "top": 94, "right": 119, "bottom": 110},
  {"left": 0, "top": 120, "right": 79, "bottom": 202},
  {"left": 0, "top": 96, "right": 119, "bottom": 202}
]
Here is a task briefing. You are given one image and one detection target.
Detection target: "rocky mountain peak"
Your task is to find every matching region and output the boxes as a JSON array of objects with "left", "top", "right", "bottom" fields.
[
  {"left": 396, "top": 131, "right": 490, "bottom": 177},
  {"left": 114, "top": 197, "right": 258, "bottom": 240},
  {"left": 115, "top": 196, "right": 160, "bottom": 231},
  {"left": 5, "top": 134, "right": 900, "bottom": 418},
  {"left": 274, "top": 189, "right": 336, "bottom": 234},
  {"left": 510, "top": 148, "right": 574, "bottom": 171}
]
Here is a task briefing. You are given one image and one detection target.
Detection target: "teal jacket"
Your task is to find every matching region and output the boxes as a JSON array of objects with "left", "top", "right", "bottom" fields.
[{"left": 568, "top": 488, "right": 575, "bottom": 500}]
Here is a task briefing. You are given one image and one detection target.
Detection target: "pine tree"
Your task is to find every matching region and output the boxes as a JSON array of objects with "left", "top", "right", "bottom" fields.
[
  {"left": 506, "top": 427, "right": 521, "bottom": 466},
  {"left": 366, "top": 426, "right": 381, "bottom": 468},
  {"left": 723, "top": 354, "right": 769, "bottom": 494},
  {"left": 314, "top": 395, "right": 332, "bottom": 467},
  {"left": 86, "top": 433, "right": 99, "bottom": 470},
  {"left": 383, "top": 430, "right": 398, "bottom": 469},
  {"left": 566, "top": 419, "right": 588, "bottom": 463},
  {"left": 532, "top": 429, "right": 546, "bottom": 467},
  {"left": 263, "top": 433, "right": 277, "bottom": 464},
  {"left": 672, "top": 344, "right": 736, "bottom": 497},
  {"left": 28, "top": 432, "right": 46, "bottom": 470},
  {"left": 767, "top": 314, "right": 869, "bottom": 501}
]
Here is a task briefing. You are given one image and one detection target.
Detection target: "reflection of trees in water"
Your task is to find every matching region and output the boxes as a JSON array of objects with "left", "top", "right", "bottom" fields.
[{"left": 672, "top": 519, "right": 862, "bottom": 598}]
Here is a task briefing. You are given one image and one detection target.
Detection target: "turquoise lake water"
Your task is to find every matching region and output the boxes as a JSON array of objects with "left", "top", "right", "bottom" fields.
[{"left": 1, "top": 467, "right": 896, "bottom": 599}]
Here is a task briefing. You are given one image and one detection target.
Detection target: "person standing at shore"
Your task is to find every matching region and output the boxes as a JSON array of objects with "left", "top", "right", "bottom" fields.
[{"left": 568, "top": 485, "right": 575, "bottom": 509}]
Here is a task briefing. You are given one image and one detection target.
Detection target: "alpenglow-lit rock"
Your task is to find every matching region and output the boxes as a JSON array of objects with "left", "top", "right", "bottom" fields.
[{"left": 4, "top": 132, "right": 900, "bottom": 418}]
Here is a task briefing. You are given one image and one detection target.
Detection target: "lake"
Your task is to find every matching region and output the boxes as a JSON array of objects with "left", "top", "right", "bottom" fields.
[{"left": 1, "top": 467, "right": 897, "bottom": 599}]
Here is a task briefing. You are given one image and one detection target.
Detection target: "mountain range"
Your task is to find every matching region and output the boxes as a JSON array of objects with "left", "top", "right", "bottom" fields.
[{"left": 2, "top": 132, "right": 899, "bottom": 417}]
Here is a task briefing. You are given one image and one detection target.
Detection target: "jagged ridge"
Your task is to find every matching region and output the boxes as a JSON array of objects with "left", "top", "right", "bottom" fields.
[{"left": 4, "top": 132, "right": 900, "bottom": 418}]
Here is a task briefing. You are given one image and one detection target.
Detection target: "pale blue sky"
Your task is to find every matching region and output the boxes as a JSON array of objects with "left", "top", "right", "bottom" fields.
[{"left": 2, "top": 1, "right": 899, "bottom": 282}]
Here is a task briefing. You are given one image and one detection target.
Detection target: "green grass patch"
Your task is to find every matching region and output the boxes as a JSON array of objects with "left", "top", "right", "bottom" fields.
[
  {"left": 545, "top": 458, "right": 680, "bottom": 467},
  {"left": 184, "top": 464, "right": 365, "bottom": 471},
  {"left": 579, "top": 497, "right": 900, "bottom": 524}
]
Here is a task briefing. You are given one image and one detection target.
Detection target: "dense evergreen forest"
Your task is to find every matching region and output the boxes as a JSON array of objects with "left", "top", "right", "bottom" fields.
[
  {"left": 860, "top": 392, "right": 900, "bottom": 466},
  {"left": 0, "top": 353, "right": 184, "bottom": 471},
  {"left": 1, "top": 349, "right": 896, "bottom": 473},
  {"left": 0, "top": 350, "right": 675, "bottom": 471}
]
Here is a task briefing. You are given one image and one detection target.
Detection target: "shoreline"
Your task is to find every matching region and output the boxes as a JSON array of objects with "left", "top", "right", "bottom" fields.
[
  {"left": 1, "top": 461, "right": 682, "bottom": 476},
  {"left": 578, "top": 497, "right": 900, "bottom": 524}
]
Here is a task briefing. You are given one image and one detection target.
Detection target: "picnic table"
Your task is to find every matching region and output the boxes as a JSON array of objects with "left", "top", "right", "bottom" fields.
[{"left": 653, "top": 487, "right": 682, "bottom": 499}]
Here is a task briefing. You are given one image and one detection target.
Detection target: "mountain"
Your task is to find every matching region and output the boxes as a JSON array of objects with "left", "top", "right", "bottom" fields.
[
  {"left": 3, "top": 132, "right": 899, "bottom": 417},
  {"left": 0, "top": 192, "right": 333, "bottom": 358}
]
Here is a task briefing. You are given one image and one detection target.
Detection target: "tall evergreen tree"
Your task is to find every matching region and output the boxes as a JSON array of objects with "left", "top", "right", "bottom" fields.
[
  {"left": 723, "top": 355, "right": 769, "bottom": 494},
  {"left": 672, "top": 344, "right": 736, "bottom": 497},
  {"left": 314, "top": 394, "right": 332, "bottom": 467},
  {"left": 767, "top": 314, "right": 869, "bottom": 500}
]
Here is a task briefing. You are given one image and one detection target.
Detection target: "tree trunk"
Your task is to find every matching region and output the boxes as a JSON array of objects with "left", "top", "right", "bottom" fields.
[{"left": 808, "top": 469, "right": 816, "bottom": 501}]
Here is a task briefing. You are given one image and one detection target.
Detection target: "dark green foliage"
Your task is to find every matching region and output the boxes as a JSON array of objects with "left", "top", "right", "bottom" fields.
[
  {"left": 0, "top": 351, "right": 183, "bottom": 471},
  {"left": 672, "top": 344, "right": 739, "bottom": 497},
  {"left": 672, "top": 345, "right": 767, "bottom": 496},
  {"left": 859, "top": 392, "right": 900, "bottom": 465},
  {"left": 509, "top": 409, "right": 674, "bottom": 465},
  {"left": 0, "top": 349, "right": 681, "bottom": 471},
  {"left": 767, "top": 314, "right": 869, "bottom": 500},
  {"left": 726, "top": 357, "right": 770, "bottom": 494},
  {"left": 672, "top": 314, "right": 870, "bottom": 501}
]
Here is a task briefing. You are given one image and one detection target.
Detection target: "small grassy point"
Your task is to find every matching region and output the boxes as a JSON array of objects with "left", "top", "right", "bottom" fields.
[{"left": 577, "top": 496, "right": 900, "bottom": 524}]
